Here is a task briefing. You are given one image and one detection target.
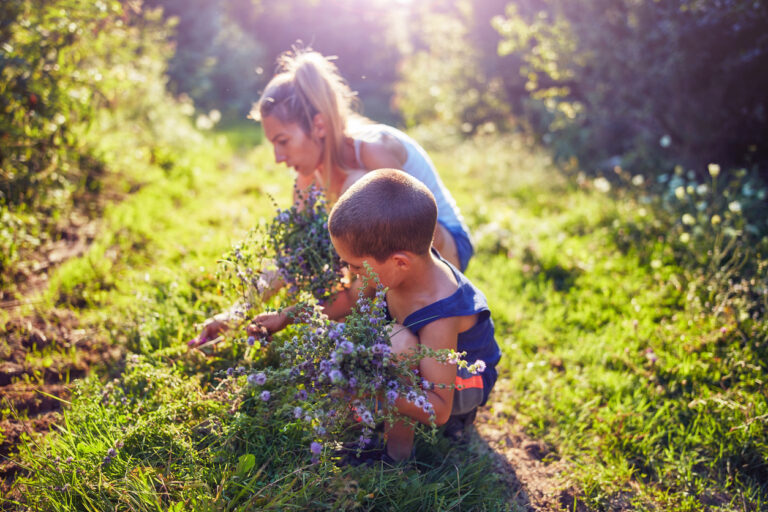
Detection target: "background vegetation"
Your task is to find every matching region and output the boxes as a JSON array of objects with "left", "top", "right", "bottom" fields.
[{"left": 2, "top": 0, "right": 767, "bottom": 510}]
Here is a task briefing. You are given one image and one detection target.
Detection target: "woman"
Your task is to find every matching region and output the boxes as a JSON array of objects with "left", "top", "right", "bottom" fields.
[{"left": 193, "top": 48, "right": 473, "bottom": 344}]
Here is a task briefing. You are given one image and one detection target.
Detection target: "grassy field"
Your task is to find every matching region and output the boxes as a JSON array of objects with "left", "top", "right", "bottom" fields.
[{"left": 2, "top": 122, "right": 767, "bottom": 511}]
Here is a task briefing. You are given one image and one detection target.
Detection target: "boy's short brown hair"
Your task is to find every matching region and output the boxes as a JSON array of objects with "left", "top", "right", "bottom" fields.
[{"left": 328, "top": 169, "right": 437, "bottom": 262}]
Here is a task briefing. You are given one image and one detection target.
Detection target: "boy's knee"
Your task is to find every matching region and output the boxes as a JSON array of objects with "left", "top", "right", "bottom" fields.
[{"left": 388, "top": 323, "right": 418, "bottom": 356}]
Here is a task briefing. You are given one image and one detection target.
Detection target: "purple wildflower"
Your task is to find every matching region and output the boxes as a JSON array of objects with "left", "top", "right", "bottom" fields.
[
  {"left": 474, "top": 360, "right": 486, "bottom": 373},
  {"left": 386, "top": 389, "right": 398, "bottom": 403},
  {"left": 310, "top": 441, "right": 322, "bottom": 455},
  {"left": 339, "top": 341, "right": 355, "bottom": 354},
  {"left": 360, "top": 410, "right": 374, "bottom": 426},
  {"left": 329, "top": 369, "right": 344, "bottom": 383},
  {"left": 348, "top": 377, "right": 357, "bottom": 388},
  {"left": 248, "top": 372, "right": 267, "bottom": 386},
  {"left": 372, "top": 343, "right": 390, "bottom": 356},
  {"left": 294, "top": 406, "right": 303, "bottom": 419},
  {"left": 260, "top": 390, "right": 271, "bottom": 401},
  {"left": 247, "top": 336, "right": 256, "bottom": 346}
]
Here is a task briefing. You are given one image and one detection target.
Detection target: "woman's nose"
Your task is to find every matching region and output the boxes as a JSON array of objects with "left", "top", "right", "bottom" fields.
[{"left": 274, "top": 147, "right": 286, "bottom": 163}]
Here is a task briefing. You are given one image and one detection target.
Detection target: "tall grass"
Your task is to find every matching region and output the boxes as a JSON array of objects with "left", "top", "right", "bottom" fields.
[{"left": 7, "top": 127, "right": 767, "bottom": 511}]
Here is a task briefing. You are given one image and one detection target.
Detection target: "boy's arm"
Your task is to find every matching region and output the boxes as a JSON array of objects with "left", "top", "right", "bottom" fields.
[
  {"left": 249, "top": 276, "right": 371, "bottom": 334},
  {"left": 392, "top": 317, "right": 459, "bottom": 426}
]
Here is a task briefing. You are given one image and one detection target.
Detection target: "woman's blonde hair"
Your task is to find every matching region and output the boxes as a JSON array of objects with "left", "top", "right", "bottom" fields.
[{"left": 252, "top": 48, "right": 362, "bottom": 191}]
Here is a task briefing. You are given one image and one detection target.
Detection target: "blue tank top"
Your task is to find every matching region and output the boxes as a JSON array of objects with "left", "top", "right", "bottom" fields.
[
  {"left": 398, "top": 251, "right": 501, "bottom": 402},
  {"left": 352, "top": 125, "right": 471, "bottom": 239}
]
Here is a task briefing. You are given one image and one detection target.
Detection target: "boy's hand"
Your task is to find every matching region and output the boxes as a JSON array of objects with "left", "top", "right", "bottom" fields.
[{"left": 248, "top": 311, "right": 290, "bottom": 335}]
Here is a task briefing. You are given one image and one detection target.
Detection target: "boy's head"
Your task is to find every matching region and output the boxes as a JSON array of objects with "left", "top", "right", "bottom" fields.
[{"left": 328, "top": 169, "right": 437, "bottom": 273}]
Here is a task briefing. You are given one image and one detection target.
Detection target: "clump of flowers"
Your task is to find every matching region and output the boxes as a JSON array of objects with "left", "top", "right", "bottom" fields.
[
  {"left": 238, "top": 269, "right": 485, "bottom": 460},
  {"left": 218, "top": 184, "right": 344, "bottom": 311}
]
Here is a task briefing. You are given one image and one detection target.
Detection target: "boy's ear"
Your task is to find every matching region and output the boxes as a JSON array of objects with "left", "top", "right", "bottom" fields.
[
  {"left": 389, "top": 252, "right": 411, "bottom": 270},
  {"left": 312, "top": 113, "right": 327, "bottom": 139}
]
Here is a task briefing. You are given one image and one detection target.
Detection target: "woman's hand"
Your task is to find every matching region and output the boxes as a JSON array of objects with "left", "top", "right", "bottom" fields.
[{"left": 248, "top": 311, "right": 290, "bottom": 335}]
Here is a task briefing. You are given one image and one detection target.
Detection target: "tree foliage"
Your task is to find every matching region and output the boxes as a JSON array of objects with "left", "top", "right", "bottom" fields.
[
  {"left": 493, "top": 0, "right": 768, "bottom": 176},
  {"left": 0, "top": 0, "right": 181, "bottom": 287}
]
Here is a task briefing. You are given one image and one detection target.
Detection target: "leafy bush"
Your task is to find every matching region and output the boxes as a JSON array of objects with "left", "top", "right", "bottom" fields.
[
  {"left": 395, "top": 1, "right": 514, "bottom": 134},
  {"left": 493, "top": 0, "right": 768, "bottom": 177},
  {"left": 0, "top": 0, "right": 181, "bottom": 288}
]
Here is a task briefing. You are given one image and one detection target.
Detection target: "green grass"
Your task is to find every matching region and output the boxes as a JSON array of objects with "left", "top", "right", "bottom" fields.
[{"left": 6, "top": 126, "right": 767, "bottom": 511}]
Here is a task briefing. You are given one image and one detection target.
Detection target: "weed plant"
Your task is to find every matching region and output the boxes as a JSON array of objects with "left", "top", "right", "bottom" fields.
[{"left": 9, "top": 127, "right": 767, "bottom": 510}]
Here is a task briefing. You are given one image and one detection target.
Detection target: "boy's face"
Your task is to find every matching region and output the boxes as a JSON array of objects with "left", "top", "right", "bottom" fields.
[{"left": 330, "top": 236, "right": 398, "bottom": 288}]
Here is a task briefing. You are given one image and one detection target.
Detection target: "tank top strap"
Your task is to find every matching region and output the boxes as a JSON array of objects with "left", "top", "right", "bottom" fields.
[{"left": 402, "top": 250, "right": 489, "bottom": 334}]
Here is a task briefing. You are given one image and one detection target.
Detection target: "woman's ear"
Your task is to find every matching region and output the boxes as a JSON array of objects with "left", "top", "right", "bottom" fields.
[{"left": 312, "top": 113, "right": 327, "bottom": 139}]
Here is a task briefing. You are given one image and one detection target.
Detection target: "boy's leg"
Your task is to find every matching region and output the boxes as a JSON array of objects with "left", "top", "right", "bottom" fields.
[
  {"left": 388, "top": 323, "right": 419, "bottom": 361},
  {"left": 386, "top": 324, "right": 419, "bottom": 461},
  {"left": 385, "top": 418, "right": 415, "bottom": 461}
]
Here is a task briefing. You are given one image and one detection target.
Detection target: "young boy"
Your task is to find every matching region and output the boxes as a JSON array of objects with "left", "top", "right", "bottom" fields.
[{"left": 326, "top": 168, "right": 501, "bottom": 462}]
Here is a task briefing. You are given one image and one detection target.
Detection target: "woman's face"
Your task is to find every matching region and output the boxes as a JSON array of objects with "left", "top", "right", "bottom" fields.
[{"left": 262, "top": 115, "right": 323, "bottom": 177}]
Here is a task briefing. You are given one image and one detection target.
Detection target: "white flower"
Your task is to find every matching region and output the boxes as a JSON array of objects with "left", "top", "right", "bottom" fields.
[
  {"left": 708, "top": 163, "right": 720, "bottom": 178},
  {"left": 659, "top": 135, "right": 671, "bottom": 148},
  {"left": 594, "top": 177, "right": 611, "bottom": 193},
  {"left": 196, "top": 114, "right": 213, "bottom": 130},
  {"left": 711, "top": 215, "right": 721, "bottom": 225},
  {"left": 682, "top": 214, "right": 696, "bottom": 225},
  {"left": 728, "top": 201, "right": 742, "bottom": 213},
  {"left": 631, "top": 175, "right": 645, "bottom": 186},
  {"left": 674, "top": 186, "right": 686, "bottom": 200},
  {"left": 679, "top": 232, "right": 691, "bottom": 243},
  {"left": 696, "top": 184, "right": 709, "bottom": 195}
]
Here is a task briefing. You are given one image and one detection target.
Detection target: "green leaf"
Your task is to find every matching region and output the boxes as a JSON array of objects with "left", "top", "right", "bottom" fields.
[{"left": 236, "top": 453, "right": 255, "bottom": 476}]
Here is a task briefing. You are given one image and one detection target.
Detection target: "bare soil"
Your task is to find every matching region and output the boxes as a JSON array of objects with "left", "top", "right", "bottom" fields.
[
  {"left": 0, "top": 219, "right": 123, "bottom": 503},
  {"left": 469, "top": 379, "right": 591, "bottom": 511}
]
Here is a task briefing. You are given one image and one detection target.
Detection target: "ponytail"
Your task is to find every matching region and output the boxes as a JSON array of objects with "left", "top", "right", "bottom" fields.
[{"left": 252, "top": 47, "right": 360, "bottom": 194}]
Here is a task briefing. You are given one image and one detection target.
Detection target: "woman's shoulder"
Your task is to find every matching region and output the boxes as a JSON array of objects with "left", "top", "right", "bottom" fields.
[
  {"left": 356, "top": 127, "right": 408, "bottom": 170},
  {"left": 339, "top": 169, "right": 369, "bottom": 195}
]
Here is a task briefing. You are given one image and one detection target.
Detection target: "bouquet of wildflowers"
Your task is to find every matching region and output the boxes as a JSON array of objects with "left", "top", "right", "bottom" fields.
[
  {"left": 218, "top": 184, "right": 345, "bottom": 311},
  {"left": 234, "top": 271, "right": 486, "bottom": 462}
]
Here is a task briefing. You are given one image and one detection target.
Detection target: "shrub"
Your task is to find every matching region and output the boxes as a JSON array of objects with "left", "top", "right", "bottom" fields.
[{"left": 493, "top": 0, "right": 768, "bottom": 178}]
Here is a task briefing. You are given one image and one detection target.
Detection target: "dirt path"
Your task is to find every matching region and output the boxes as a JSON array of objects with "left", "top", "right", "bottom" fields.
[
  {"left": 469, "top": 380, "right": 588, "bottom": 511},
  {"left": 0, "top": 221, "right": 123, "bottom": 502}
]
